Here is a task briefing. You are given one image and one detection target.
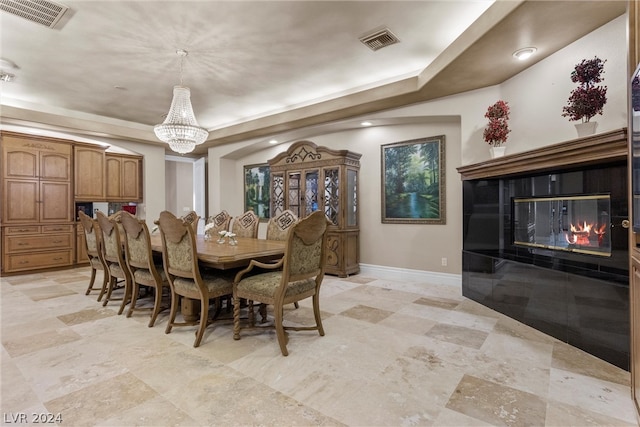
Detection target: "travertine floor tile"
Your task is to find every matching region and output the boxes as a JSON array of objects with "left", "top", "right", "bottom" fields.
[{"left": 1, "top": 267, "right": 635, "bottom": 426}]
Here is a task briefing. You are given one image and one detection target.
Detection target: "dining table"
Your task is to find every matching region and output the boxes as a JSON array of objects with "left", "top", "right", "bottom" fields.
[{"left": 148, "top": 233, "right": 286, "bottom": 320}]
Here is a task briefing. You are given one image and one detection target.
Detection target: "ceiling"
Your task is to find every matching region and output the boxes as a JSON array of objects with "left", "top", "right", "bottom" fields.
[{"left": 0, "top": 1, "right": 628, "bottom": 155}]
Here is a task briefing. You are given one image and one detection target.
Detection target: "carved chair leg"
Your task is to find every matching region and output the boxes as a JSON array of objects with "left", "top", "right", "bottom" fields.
[
  {"left": 102, "top": 276, "right": 116, "bottom": 307},
  {"left": 149, "top": 285, "right": 163, "bottom": 327},
  {"left": 259, "top": 303, "right": 268, "bottom": 323},
  {"left": 97, "top": 269, "right": 108, "bottom": 302},
  {"left": 274, "top": 304, "right": 288, "bottom": 356},
  {"left": 193, "top": 298, "right": 209, "bottom": 348},
  {"left": 126, "top": 282, "right": 140, "bottom": 318},
  {"left": 117, "top": 278, "right": 131, "bottom": 315},
  {"left": 313, "top": 294, "right": 325, "bottom": 336},
  {"left": 165, "top": 292, "right": 179, "bottom": 334},
  {"left": 233, "top": 294, "right": 241, "bottom": 340},
  {"left": 248, "top": 300, "right": 255, "bottom": 327},
  {"left": 86, "top": 268, "right": 97, "bottom": 295}
]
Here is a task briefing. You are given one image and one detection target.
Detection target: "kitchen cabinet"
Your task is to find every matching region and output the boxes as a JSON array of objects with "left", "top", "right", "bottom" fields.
[{"left": 268, "top": 140, "right": 361, "bottom": 277}]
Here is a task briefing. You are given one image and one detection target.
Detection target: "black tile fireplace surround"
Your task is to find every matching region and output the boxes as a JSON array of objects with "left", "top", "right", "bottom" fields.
[{"left": 462, "top": 161, "right": 629, "bottom": 370}]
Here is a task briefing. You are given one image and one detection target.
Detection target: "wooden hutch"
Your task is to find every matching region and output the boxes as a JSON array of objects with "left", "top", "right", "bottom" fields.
[{"left": 268, "top": 141, "right": 361, "bottom": 277}]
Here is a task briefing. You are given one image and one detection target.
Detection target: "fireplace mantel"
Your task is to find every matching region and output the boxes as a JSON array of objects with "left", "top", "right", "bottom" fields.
[{"left": 457, "top": 128, "right": 628, "bottom": 181}]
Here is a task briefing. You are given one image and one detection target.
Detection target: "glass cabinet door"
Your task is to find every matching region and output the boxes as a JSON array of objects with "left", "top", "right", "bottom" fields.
[
  {"left": 347, "top": 168, "right": 357, "bottom": 226},
  {"left": 288, "top": 172, "right": 301, "bottom": 218},
  {"left": 324, "top": 168, "right": 339, "bottom": 225},
  {"left": 271, "top": 173, "right": 285, "bottom": 216},
  {"left": 304, "top": 170, "right": 319, "bottom": 216}
]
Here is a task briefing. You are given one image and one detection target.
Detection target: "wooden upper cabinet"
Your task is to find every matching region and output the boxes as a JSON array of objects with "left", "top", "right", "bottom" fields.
[
  {"left": 74, "top": 145, "right": 105, "bottom": 200},
  {"left": 121, "top": 156, "right": 141, "bottom": 200},
  {"left": 1, "top": 132, "right": 73, "bottom": 224},
  {"left": 106, "top": 154, "right": 142, "bottom": 201},
  {"left": 2, "top": 134, "right": 71, "bottom": 180},
  {"left": 105, "top": 155, "right": 122, "bottom": 199}
]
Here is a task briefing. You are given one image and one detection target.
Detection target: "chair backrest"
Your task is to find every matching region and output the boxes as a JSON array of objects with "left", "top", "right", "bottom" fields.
[
  {"left": 157, "top": 210, "right": 201, "bottom": 281},
  {"left": 120, "top": 210, "right": 155, "bottom": 272},
  {"left": 181, "top": 210, "right": 200, "bottom": 233},
  {"left": 96, "top": 210, "right": 128, "bottom": 267},
  {"left": 232, "top": 210, "right": 259, "bottom": 238},
  {"left": 205, "top": 210, "right": 232, "bottom": 235},
  {"left": 266, "top": 209, "right": 298, "bottom": 241},
  {"left": 282, "top": 210, "right": 329, "bottom": 282},
  {"left": 78, "top": 210, "right": 100, "bottom": 258}
]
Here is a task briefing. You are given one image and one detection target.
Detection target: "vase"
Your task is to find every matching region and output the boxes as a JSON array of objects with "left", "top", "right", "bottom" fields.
[
  {"left": 575, "top": 121, "right": 597, "bottom": 137},
  {"left": 490, "top": 146, "right": 506, "bottom": 159}
]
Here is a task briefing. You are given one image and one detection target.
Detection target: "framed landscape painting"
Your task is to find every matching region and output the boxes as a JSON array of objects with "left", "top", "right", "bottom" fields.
[
  {"left": 381, "top": 135, "right": 446, "bottom": 224},
  {"left": 244, "top": 163, "right": 270, "bottom": 220}
]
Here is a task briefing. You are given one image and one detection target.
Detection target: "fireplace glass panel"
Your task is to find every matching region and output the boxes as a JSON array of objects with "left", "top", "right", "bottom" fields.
[{"left": 513, "top": 195, "right": 611, "bottom": 257}]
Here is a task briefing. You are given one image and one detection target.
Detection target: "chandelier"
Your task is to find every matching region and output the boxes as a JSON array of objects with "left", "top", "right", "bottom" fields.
[{"left": 154, "top": 50, "right": 208, "bottom": 154}]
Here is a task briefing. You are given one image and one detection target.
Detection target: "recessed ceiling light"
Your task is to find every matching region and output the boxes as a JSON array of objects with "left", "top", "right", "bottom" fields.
[
  {"left": 361, "top": 121, "right": 372, "bottom": 126},
  {"left": 269, "top": 139, "right": 278, "bottom": 144},
  {"left": 513, "top": 47, "right": 537, "bottom": 61}
]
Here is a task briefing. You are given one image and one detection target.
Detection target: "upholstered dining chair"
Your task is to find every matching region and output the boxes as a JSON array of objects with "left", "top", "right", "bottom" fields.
[
  {"left": 78, "top": 210, "right": 108, "bottom": 301},
  {"left": 157, "top": 210, "right": 234, "bottom": 347},
  {"left": 120, "top": 210, "right": 170, "bottom": 327},
  {"left": 205, "top": 210, "right": 232, "bottom": 236},
  {"left": 231, "top": 210, "right": 259, "bottom": 238},
  {"left": 233, "top": 210, "right": 330, "bottom": 356},
  {"left": 266, "top": 209, "right": 300, "bottom": 311},
  {"left": 181, "top": 210, "right": 200, "bottom": 234},
  {"left": 96, "top": 210, "right": 132, "bottom": 315},
  {"left": 266, "top": 209, "right": 298, "bottom": 241}
]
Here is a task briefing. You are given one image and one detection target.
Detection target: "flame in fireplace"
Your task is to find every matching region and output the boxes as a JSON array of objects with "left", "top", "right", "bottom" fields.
[
  {"left": 565, "top": 221, "right": 606, "bottom": 246},
  {"left": 570, "top": 221, "right": 592, "bottom": 234}
]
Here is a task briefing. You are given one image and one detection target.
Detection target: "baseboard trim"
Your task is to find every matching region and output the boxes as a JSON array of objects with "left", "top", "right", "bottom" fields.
[{"left": 359, "top": 264, "right": 461, "bottom": 287}]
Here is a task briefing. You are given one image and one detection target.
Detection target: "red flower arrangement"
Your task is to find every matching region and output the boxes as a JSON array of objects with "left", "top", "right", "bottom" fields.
[
  {"left": 561, "top": 57, "right": 607, "bottom": 123},
  {"left": 483, "top": 100, "right": 511, "bottom": 147}
]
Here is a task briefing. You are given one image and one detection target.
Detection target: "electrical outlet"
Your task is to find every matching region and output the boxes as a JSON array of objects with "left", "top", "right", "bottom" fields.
[{"left": 441, "top": 257, "right": 448, "bottom": 266}]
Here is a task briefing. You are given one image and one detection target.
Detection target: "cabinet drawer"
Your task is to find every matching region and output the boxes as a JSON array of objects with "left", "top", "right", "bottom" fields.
[
  {"left": 5, "top": 233, "right": 72, "bottom": 252},
  {"left": 4, "top": 226, "right": 40, "bottom": 234},
  {"left": 42, "top": 224, "right": 74, "bottom": 233},
  {"left": 5, "top": 250, "right": 73, "bottom": 272}
]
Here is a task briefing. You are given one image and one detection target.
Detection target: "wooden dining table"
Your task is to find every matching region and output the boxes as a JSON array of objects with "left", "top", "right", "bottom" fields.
[
  {"left": 148, "top": 233, "right": 286, "bottom": 320},
  {"left": 149, "top": 233, "right": 286, "bottom": 269}
]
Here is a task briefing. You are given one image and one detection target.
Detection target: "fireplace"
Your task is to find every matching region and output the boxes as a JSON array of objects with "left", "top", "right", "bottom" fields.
[
  {"left": 513, "top": 195, "right": 611, "bottom": 257},
  {"left": 458, "top": 129, "right": 629, "bottom": 370}
]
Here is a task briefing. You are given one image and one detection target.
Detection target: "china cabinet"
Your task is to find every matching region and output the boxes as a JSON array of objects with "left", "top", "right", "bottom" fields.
[{"left": 268, "top": 140, "right": 361, "bottom": 277}]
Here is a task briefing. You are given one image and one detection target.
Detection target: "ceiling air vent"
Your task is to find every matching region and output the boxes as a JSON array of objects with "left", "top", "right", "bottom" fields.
[
  {"left": 359, "top": 28, "right": 400, "bottom": 51},
  {"left": 0, "top": 0, "right": 69, "bottom": 29}
]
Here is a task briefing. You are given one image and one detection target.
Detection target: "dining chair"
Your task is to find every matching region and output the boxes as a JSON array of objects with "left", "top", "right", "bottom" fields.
[
  {"left": 266, "top": 209, "right": 300, "bottom": 311},
  {"left": 157, "top": 210, "right": 234, "bottom": 347},
  {"left": 78, "top": 210, "right": 109, "bottom": 301},
  {"left": 181, "top": 210, "right": 200, "bottom": 234},
  {"left": 205, "top": 210, "right": 232, "bottom": 237},
  {"left": 120, "top": 210, "right": 170, "bottom": 326},
  {"left": 231, "top": 210, "right": 259, "bottom": 238},
  {"left": 266, "top": 209, "right": 298, "bottom": 241},
  {"left": 233, "top": 210, "right": 330, "bottom": 356},
  {"left": 96, "top": 210, "right": 132, "bottom": 315}
]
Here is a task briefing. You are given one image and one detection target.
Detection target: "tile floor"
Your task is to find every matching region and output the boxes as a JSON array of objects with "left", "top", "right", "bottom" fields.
[{"left": 1, "top": 267, "right": 638, "bottom": 426}]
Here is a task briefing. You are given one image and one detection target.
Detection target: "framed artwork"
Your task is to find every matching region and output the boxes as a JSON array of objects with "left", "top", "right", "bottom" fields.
[
  {"left": 244, "top": 163, "right": 270, "bottom": 220},
  {"left": 381, "top": 135, "right": 446, "bottom": 224}
]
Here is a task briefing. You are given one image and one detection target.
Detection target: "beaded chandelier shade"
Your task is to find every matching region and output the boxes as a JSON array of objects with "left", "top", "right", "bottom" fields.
[{"left": 153, "top": 50, "right": 208, "bottom": 154}]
